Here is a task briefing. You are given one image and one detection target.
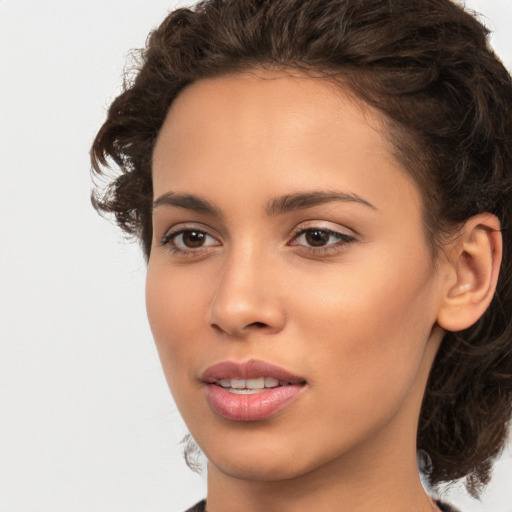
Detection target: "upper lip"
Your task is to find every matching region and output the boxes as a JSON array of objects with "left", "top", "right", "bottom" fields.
[{"left": 201, "top": 359, "right": 306, "bottom": 384}]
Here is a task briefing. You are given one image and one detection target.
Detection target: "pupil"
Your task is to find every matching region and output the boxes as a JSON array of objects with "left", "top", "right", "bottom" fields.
[
  {"left": 306, "top": 230, "right": 329, "bottom": 246},
  {"left": 183, "top": 231, "right": 205, "bottom": 247}
]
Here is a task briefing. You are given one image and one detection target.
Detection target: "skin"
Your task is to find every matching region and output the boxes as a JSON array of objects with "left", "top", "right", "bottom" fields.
[{"left": 147, "top": 72, "right": 458, "bottom": 512}]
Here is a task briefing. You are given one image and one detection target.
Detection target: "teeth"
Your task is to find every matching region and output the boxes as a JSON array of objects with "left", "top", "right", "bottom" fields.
[
  {"left": 229, "top": 389, "right": 264, "bottom": 394},
  {"left": 264, "top": 377, "right": 279, "bottom": 387},
  {"left": 246, "top": 377, "right": 265, "bottom": 389},
  {"left": 216, "top": 377, "right": 284, "bottom": 390}
]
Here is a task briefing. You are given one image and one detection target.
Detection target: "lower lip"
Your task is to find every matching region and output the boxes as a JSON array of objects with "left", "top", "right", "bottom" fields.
[{"left": 205, "top": 384, "right": 304, "bottom": 421}]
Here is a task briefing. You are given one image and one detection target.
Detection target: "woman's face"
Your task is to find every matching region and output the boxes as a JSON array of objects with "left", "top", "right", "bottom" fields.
[{"left": 147, "top": 72, "right": 447, "bottom": 482}]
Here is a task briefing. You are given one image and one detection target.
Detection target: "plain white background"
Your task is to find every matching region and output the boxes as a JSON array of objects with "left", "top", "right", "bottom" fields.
[{"left": 0, "top": 1, "right": 511, "bottom": 511}]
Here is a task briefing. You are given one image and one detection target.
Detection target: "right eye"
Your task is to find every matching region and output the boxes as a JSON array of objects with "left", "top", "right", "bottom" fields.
[{"left": 161, "top": 229, "right": 221, "bottom": 254}]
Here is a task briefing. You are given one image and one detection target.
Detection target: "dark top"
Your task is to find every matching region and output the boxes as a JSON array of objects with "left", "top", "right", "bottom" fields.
[
  {"left": 184, "top": 498, "right": 460, "bottom": 511},
  {"left": 185, "top": 501, "right": 206, "bottom": 512}
]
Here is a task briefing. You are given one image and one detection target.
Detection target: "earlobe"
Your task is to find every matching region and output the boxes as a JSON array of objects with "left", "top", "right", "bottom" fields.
[{"left": 437, "top": 213, "right": 502, "bottom": 332}]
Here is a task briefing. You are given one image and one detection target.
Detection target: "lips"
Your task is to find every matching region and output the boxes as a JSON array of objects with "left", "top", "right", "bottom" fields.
[
  {"left": 201, "top": 359, "right": 306, "bottom": 421},
  {"left": 202, "top": 359, "right": 305, "bottom": 384}
]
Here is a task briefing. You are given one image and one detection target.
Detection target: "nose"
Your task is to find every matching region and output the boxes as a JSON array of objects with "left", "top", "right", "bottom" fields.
[{"left": 206, "top": 247, "right": 286, "bottom": 338}]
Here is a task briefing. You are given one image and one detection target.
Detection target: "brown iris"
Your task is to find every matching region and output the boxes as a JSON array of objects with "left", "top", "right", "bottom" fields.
[
  {"left": 182, "top": 230, "right": 207, "bottom": 247},
  {"left": 305, "top": 229, "right": 330, "bottom": 247}
]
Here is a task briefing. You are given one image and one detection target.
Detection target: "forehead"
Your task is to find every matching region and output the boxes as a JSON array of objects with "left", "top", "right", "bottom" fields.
[
  {"left": 156, "top": 70, "right": 389, "bottom": 158},
  {"left": 152, "top": 71, "right": 421, "bottom": 218}
]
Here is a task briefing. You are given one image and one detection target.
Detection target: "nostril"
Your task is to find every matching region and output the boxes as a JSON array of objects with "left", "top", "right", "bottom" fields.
[
  {"left": 211, "top": 323, "right": 224, "bottom": 333},
  {"left": 209, "top": 320, "right": 270, "bottom": 336},
  {"left": 248, "top": 322, "right": 268, "bottom": 328}
]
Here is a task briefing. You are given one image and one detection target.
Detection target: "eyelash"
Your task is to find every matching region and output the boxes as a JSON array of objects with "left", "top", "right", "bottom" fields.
[
  {"left": 160, "top": 225, "right": 356, "bottom": 256},
  {"left": 287, "top": 227, "right": 356, "bottom": 254},
  {"left": 160, "top": 228, "right": 220, "bottom": 256}
]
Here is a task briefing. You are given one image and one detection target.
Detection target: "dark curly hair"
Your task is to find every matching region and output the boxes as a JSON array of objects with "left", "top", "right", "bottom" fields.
[{"left": 91, "top": 0, "right": 512, "bottom": 497}]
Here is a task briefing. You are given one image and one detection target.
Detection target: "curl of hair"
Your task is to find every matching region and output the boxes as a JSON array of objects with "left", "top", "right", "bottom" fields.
[{"left": 90, "top": 0, "right": 512, "bottom": 495}]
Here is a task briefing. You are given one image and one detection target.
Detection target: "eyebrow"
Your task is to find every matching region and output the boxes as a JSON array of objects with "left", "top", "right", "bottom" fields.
[
  {"left": 265, "top": 191, "right": 377, "bottom": 215},
  {"left": 153, "top": 192, "right": 221, "bottom": 216},
  {"left": 152, "top": 190, "right": 376, "bottom": 216}
]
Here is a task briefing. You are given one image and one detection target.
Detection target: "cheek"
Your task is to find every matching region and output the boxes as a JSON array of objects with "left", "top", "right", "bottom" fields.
[
  {"left": 145, "top": 263, "right": 210, "bottom": 385},
  {"left": 290, "top": 252, "right": 439, "bottom": 414}
]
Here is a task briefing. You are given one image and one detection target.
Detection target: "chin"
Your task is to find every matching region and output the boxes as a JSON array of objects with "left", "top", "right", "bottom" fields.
[
  {"left": 197, "top": 422, "right": 349, "bottom": 484},
  {"left": 212, "top": 452, "right": 312, "bottom": 482},
  {"left": 193, "top": 425, "right": 300, "bottom": 479}
]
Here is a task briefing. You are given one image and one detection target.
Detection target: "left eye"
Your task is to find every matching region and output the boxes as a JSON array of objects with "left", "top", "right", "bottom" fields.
[
  {"left": 162, "top": 229, "right": 220, "bottom": 251},
  {"left": 291, "top": 228, "right": 354, "bottom": 248}
]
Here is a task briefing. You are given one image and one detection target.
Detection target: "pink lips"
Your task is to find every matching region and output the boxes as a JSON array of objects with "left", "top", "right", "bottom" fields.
[{"left": 202, "top": 360, "right": 306, "bottom": 422}]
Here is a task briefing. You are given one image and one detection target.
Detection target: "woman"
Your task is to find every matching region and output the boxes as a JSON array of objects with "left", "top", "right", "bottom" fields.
[{"left": 90, "top": 0, "right": 512, "bottom": 510}]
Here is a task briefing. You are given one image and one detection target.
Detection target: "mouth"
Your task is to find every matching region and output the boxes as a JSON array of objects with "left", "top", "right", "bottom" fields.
[
  {"left": 212, "top": 376, "right": 298, "bottom": 394},
  {"left": 201, "top": 359, "right": 306, "bottom": 390},
  {"left": 201, "top": 359, "right": 307, "bottom": 421}
]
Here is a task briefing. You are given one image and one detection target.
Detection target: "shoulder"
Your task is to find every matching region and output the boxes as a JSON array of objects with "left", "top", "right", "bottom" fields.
[{"left": 184, "top": 500, "right": 206, "bottom": 512}]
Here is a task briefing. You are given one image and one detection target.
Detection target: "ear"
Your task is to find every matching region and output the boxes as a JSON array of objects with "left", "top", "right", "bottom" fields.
[{"left": 437, "top": 213, "right": 502, "bottom": 332}]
